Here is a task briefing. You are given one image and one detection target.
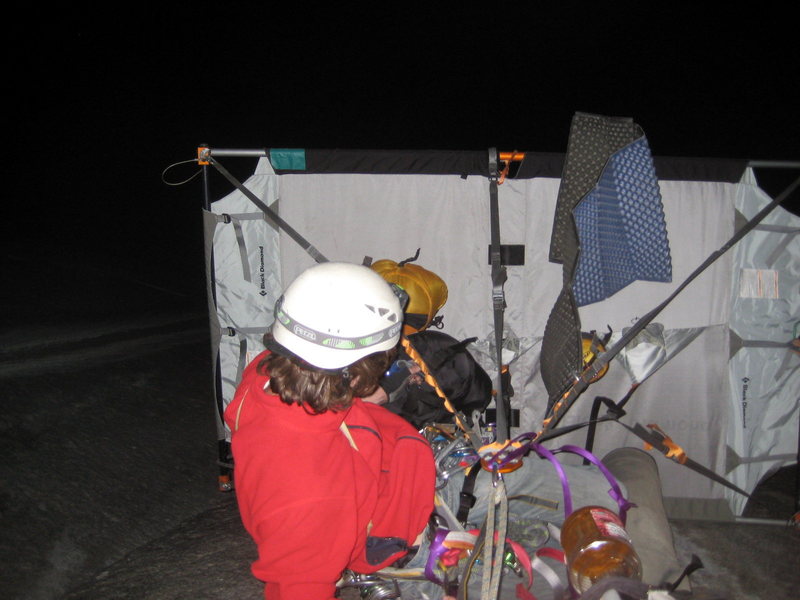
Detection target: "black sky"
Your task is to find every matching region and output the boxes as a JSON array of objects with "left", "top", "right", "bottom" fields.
[{"left": 9, "top": 8, "right": 799, "bottom": 300}]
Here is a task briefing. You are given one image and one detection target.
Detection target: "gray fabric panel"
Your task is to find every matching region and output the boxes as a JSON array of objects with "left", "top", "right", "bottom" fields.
[
  {"left": 602, "top": 448, "right": 688, "bottom": 589},
  {"left": 765, "top": 232, "right": 796, "bottom": 267}
]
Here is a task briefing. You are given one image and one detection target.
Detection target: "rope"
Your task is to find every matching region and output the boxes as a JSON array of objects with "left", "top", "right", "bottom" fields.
[
  {"left": 400, "top": 336, "right": 481, "bottom": 448},
  {"left": 161, "top": 158, "right": 203, "bottom": 186}
]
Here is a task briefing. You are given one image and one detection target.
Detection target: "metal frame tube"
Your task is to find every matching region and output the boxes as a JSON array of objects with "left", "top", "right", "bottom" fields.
[
  {"left": 748, "top": 160, "right": 800, "bottom": 169},
  {"left": 206, "top": 148, "right": 269, "bottom": 158}
]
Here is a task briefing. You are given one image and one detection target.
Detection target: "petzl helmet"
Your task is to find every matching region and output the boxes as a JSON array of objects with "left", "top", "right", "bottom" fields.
[
  {"left": 270, "top": 262, "right": 405, "bottom": 370},
  {"left": 371, "top": 256, "right": 448, "bottom": 335}
]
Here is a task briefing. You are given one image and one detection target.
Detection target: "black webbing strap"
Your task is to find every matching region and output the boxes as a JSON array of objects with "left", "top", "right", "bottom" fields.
[
  {"left": 665, "top": 554, "right": 704, "bottom": 592},
  {"left": 551, "top": 389, "right": 753, "bottom": 498},
  {"left": 488, "top": 148, "right": 509, "bottom": 441},
  {"left": 618, "top": 420, "right": 751, "bottom": 498},
  {"left": 208, "top": 155, "right": 329, "bottom": 264},
  {"left": 455, "top": 465, "right": 480, "bottom": 525},
  {"left": 542, "top": 174, "right": 800, "bottom": 434},
  {"left": 540, "top": 399, "right": 753, "bottom": 499},
  {"left": 583, "top": 395, "right": 627, "bottom": 464}
]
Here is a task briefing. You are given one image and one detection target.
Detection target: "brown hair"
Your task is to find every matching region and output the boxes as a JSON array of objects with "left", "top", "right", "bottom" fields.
[{"left": 257, "top": 349, "right": 395, "bottom": 413}]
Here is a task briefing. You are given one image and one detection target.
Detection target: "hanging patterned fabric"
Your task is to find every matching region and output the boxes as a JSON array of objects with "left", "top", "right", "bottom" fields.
[
  {"left": 541, "top": 112, "right": 671, "bottom": 409},
  {"left": 572, "top": 136, "right": 672, "bottom": 306}
]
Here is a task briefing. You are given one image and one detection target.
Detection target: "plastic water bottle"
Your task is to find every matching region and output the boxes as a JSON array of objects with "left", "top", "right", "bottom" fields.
[{"left": 560, "top": 506, "right": 643, "bottom": 593}]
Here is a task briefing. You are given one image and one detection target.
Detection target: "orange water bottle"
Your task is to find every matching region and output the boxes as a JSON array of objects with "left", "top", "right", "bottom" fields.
[{"left": 560, "top": 506, "right": 642, "bottom": 593}]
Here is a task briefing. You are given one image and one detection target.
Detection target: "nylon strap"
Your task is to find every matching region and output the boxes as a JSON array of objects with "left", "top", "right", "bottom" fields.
[
  {"left": 208, "top": 155, "right": 329, "bottom": 263},
  {"left": 532, "top": 547, "right": 567, "bottom": 600},
  {"left": 456, "top": 465, "right": 481, "bottom": 525},
  {"left": 481, "top": 475, "right": 508, "bottom": 600},
  {"left": 232, "top": 219, "right": 252, "bottom": 282},
  {"left": 488, "top": 148, "right": 509, "bottom": 441},
  {"left": 556, "top": 445, "right": 634, "bottom": 524},
  {"left": 216, "top": 210, "right": 277, "bottom": 282},
  {"left": 526, "top": 440, "right": 633, "bottom": 524}
]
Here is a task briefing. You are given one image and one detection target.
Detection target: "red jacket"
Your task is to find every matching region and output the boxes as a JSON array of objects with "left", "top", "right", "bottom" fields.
[{"left": 225, "top": 352, "right": 435, "bottom": 600}]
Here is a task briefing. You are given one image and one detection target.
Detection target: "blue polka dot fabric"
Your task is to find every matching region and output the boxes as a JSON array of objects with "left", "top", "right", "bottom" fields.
[{"left": 572, "top": 136, "right": 672, "bottom": 306}]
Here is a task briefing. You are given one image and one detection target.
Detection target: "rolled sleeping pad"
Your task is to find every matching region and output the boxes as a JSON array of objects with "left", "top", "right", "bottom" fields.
[{"left": 602, "top": 448, "right": 690, "bottom": 591}]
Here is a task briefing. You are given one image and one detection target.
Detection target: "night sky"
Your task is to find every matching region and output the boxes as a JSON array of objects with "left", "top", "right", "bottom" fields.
[{"left": 10, "top": 8, "right": 799, "bottom": 309}]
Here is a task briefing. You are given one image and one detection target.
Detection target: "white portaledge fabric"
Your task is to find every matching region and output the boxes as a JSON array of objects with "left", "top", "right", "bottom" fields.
[
  {"left": 208, "top": 162, "right": 797, "bottom": 517},
  {"left": 725, "top": 170, "right": 800, "bottom": 515},
  {"left": 208, "top": 157, "right": 281, "bottom": 441}
]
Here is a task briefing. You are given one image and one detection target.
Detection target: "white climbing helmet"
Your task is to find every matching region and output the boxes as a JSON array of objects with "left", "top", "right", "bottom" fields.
[{"left": 270, "top": 262, "right": 406, "bottom": 370}]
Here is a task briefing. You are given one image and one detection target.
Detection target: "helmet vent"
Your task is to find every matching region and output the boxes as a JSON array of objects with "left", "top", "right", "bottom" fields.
[{"left": 367, "top": 304, "right": 399, "bottom": 322}]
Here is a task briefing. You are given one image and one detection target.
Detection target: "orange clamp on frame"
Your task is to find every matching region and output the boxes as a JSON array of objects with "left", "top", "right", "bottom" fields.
[
  {"left": 197, "top": 146, "right": 211, "bottom": 165},
  {"left": 498, "top": 151, "right": 524, "bottom": 184}
]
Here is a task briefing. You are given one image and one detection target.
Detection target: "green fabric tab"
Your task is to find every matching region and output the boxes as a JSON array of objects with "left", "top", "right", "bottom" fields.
[{"left": 269, "top": 149, "right": 307, "bottom": 170}]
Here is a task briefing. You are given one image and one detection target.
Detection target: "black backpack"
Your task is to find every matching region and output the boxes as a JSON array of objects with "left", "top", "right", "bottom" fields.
[{"left": 383, "top": 331, "right": 492, "bottom": 429}]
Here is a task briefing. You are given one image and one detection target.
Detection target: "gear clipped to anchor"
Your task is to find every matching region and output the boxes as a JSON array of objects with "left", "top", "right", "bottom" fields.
[{"left": 581, "top": 331, "right": 609, "bottom": 383}]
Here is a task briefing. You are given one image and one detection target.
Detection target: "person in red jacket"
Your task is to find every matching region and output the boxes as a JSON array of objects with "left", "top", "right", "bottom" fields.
[{"left": 225, "top": 262, "right": 435, "bottom": 600}]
